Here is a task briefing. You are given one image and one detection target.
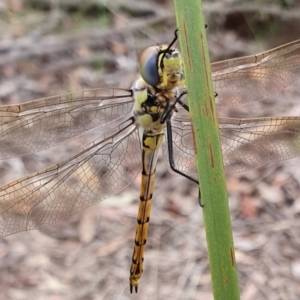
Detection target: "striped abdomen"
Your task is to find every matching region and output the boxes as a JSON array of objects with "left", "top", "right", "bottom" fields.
[{"left": 129, "top": 132, "right": 164, "bottom": 292}]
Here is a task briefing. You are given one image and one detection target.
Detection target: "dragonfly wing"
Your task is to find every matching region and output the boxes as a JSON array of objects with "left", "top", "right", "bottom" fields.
[
  {"left": 164, "top": 100, "right": 300, "bottom": 177},
  {"left": 219, "top": 116, "right": 300, "bottom": 173},
  {"left": 212, "top": 39, "right": 300, "bottom": 106},
  {"left": 0, "top": 88, "right": 134, "bottom": 159},
  {"left": 0, "top": 118, "right": 141, "bottom": 237}
]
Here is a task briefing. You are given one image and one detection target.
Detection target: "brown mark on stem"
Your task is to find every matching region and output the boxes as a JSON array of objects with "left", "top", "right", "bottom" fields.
[
  {"left": 230, "top": 247, "right": 235, "bottom": 267},
  {"left": 208, "top": 137, "right": 214, "bottom": 168},
  {"left": 209, "top": 96, "right": 216, "bottom": 124},
  {"left": 191, "top": 123, "right": 198, "bottom": 155},
  {"left": 183, "top": 21, "right": 192, "bottom": 72},
  {"left": 199, "top": 31, "right": 215, "bottom": 124}
]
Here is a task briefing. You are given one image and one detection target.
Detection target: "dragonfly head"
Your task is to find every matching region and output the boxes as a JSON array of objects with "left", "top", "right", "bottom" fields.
[{"left": 138, "top": 45, "right": 184, "bottom": 89}]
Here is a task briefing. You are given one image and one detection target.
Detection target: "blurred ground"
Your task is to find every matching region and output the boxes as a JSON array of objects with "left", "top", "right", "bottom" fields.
[{"left": 0, "top": 0, "right": 300, "bottom": 299}]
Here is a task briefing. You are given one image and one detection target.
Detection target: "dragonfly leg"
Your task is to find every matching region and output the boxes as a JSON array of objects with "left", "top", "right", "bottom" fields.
[
  {"left": 176, "top": 94, "right": 189, "bottom": 111},
  {"left": 160, "top": 91, "right": 189, "bottom": 124},
  {"left": 160, "top": 29, "right": 179, "bottom": 67},
  {"left": 176, "top": 91, "right": 218, "bottom": 111},
  {"left": 166, "top": 120, "right": 204, "bottom": 207}
]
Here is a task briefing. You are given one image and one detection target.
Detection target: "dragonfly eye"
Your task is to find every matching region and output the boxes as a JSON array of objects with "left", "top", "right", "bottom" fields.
[
  {"left": 138, "top": 46, "right": 161, "bottom": 86},
  {"left": 139, "top": 45, "right": 182, "bottom": 87}
]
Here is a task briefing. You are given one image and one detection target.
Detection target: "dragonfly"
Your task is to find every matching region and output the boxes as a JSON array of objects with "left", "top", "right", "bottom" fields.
[{"left": 0, "top": 30, "right": 300, "bottom": 292}]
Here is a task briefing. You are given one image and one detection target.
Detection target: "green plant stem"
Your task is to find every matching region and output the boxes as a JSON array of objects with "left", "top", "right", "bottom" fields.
[{"left": 173, "top": 1, "right": 240, "bottom": 299}]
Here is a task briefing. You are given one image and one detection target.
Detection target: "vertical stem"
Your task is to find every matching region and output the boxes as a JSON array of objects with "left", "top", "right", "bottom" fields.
[{"left": 173, "top": 1, "right": 240, "bottom": 299}]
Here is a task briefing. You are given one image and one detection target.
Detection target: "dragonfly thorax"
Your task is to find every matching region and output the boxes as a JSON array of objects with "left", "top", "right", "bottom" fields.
[{"left": 132, "top": 80, "right": 177, "bottom": 135}]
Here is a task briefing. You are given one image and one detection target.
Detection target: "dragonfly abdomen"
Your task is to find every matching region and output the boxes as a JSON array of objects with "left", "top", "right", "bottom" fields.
[{"left": 129, "top": 132, "right": 164, "bottom": 293}]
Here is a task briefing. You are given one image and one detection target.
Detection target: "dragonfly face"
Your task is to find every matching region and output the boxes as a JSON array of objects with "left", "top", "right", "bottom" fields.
[
  {"left": 1, "top": 32, "right": 300, "bottom": 293},
  {"left": 138, "top": 44, "right": 184, "bottom": 90}
]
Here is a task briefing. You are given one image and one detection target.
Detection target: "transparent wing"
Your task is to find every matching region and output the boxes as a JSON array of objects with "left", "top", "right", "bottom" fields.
[
  {"left": 212, "top": 39, "right": 300, "bottom": 106},
  {"left": 220, "top": 117, "right": 300, "bottom": 173},
  {"left": 0, "top": 118, "right": 141, "bottom": 237},
  {"left": 0, "top": 88, "right": 134, "bottom": 159},
  {"left": 163, "top": 108, "right": 300, "bottom": 178}
]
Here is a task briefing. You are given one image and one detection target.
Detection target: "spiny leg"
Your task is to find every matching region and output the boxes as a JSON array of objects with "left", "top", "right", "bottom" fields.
[
  {"left": 160, "top": 91, "right": 188, "bottom": 123},
  {"left": 160, "top": 29, "right": 179, "bottom": 66},
  {"left": 166, "top": 119, "right": 204, "bottom": 207}
]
